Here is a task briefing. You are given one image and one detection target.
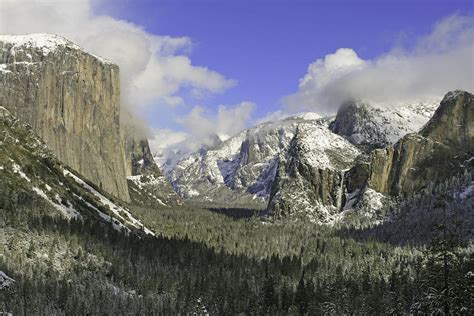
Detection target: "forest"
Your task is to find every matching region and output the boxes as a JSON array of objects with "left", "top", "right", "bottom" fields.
[{"left": 1, "top": 171, "right": 473, "bottom": 315}]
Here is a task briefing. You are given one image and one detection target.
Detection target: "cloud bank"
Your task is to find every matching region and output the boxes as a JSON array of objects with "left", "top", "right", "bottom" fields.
[
  {"left": 148, "top": 101, "right": 255, "bottom": 155},
  {"left": 284, "top": 14, "right": 474, "bottom": 115},
  {"left": 0, "top": 0, "right": 235, "bottom": 130}
]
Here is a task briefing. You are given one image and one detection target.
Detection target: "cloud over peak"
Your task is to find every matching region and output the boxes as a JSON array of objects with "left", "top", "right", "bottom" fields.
[{"left": 284, "top": 14, "right": 474, "bottom": 115}]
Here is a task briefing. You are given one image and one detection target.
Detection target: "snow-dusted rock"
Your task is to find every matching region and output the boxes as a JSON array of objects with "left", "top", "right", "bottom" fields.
[
  {"left": 267, "top": 120, "right": 362, "bottom": 223},
  {"left": 330, "top": 100, "right": 439, "bottom": 148},
  {"left": 162, "top": 115, "right": 321, "bottom": 207},
  {"left": 0, "top": 33, "right": 130, "bottom": 201}
]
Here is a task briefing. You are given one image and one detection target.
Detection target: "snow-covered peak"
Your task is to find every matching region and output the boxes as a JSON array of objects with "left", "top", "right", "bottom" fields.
[
  {"left": 295, "top": 122, "right": 361, "bottom": 170},
  {"left": 0, "top": 33, "right": 112, "bottom": 64},
  {"left": 0, "top": 33, "right": 80, "bottom": 54},
  {"left": 330, "top": 99, "right": 440, "bottom": 147}
]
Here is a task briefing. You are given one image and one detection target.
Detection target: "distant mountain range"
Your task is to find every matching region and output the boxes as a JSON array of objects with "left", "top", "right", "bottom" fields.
[{"left": 159, "top": 92, "right": 472, "bottom": 224}]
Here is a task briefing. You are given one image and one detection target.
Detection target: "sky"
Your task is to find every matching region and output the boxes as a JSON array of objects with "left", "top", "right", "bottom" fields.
[{"left": 1, "top": 0, "right": 473, "bottom": 154}]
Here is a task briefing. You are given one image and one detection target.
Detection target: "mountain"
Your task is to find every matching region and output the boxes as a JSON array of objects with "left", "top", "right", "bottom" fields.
[
  {"left": 267, "top": 90, "right": 473, "bottom": 223},
  {"left": 0, "top": 33, "right": 181, "bottom": 208},
  {"left": 267, "top": 119, "right": 361, "bottom": 223},
  {"left": 366, "top": 90, "right": 473, "bottom": 195},
  {"left": 330, "top": 100, "right": 438, "bottom": 149},
  {"left": 125, "top": 136, "right": 182, "bottom": 208},
  {"left": 0, "top": 34, "right": 130, "bottom": 201},
  {"left": 164, "top": 114, "right": 324, "bottom": 208},
  {"left": 0, "top": 106, "right": 154, "bottom": 236},
  {"left": 163, "top": 100, "right": 440, "bottom": 210}
]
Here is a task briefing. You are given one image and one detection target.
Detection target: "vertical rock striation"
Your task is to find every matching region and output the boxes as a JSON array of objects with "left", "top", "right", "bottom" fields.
[
  {"left": 266, "top": 121, "right": 361, "bottom": 222},
  {"left": 0, "top": 34, "right": 130, "bottom": 201},
  {"left": 366, "top": 90, "right": 473, "bottom": 195}
]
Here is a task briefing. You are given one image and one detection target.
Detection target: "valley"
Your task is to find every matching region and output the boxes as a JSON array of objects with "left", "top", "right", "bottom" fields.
[{"left": 0, "top": 32, "right": 473, "bottom": 315}]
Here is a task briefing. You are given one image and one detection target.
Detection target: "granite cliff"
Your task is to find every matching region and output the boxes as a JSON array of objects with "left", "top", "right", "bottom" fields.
[
  {"left": 266, "top": 90, "right": 473, "bottom": 223},
  {"left": 366, "top": 90, "right": 473, "bottom": 195},
  {"left": 0, "top": 34, "right": 130, "bottom": 201},
  {"left": 125, "top": 136, "right": 182, "bottom": 207},
  {"left": 266, "top": 120, "right": 361, "bottom": 223}
]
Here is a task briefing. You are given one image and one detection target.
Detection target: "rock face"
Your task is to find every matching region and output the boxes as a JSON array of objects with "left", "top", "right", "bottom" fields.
[
  {"left": 126, "top": 137, "right": 161, "bottom": 177},
  {"left": 366, "top": 91, "right": 473, "bottom": 195},
  {"left": 330, "top": 101, "right": 438, "bottom": 148},
  {"left": 266, "top": 121, "right": 361, "bottom": 222},
  {"left": 367, "top": 134, "right": 457, "bottom": 195},
  {"left": 163, "top": 113, "right": 321, "bottom": 208},
  {"left": 125, "top": 136, "right": 182, "bottom": 207},
  {"left": 420, "top": 90, "right": 473, "bottom": 152},
  {"left": 265, "top": 90, "right": 472, "bottom": 223},
  {"left": 0, "top": 34, "right": 130, "bottom": 201}
]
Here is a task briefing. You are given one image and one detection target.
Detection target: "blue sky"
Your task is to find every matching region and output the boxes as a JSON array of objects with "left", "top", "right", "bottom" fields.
[
  {"left": 95, "top": 0, "right": 473, "bottom": 130},
  {"left": 6, "top": 0, "right": 469, "bottom": 152}
]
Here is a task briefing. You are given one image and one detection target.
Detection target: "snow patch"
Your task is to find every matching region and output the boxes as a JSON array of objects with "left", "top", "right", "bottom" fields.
[
  {"left": 31, "top": 186, "right": 81, "bottom": 219},
  {"left": 12, "top": 163, "right": 31, "bottom": 182},
  {"left": 0, "top": 271, "right": 15, "bottom": 289},
  {"left": 0, "top": 64, "right": 11, "bottom": 73},
  {"left": 460, "top": 182, "right": 474, "bottom": 199},
  {"left": 296, "top": 123, "right": 360, "bottom": 170},
  {"left": 64, "top": 169, "right": 154, "bottom": 235},
  {"left": 294, "top": 112, "right": 322, "bottom": 121}
]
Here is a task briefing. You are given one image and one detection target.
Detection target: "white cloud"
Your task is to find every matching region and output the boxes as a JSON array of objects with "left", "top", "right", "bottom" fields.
[
  {"left": 149, "top": 129, "right": 188, "bottom": 154},
  {"left": 0, "top": 0, "right": 235, "bottom": 114},
  {"left": 284, "top": 14, "right": 474, "bottom": 115},
  {"left": 176, "top": 101, "right": 255, "bottom": 151},
  {"left": 255, "top": 110, "right": 288, "bottom": 124},
  {"left": 149, "top": 101, "right": 255, "bottom": 158}
]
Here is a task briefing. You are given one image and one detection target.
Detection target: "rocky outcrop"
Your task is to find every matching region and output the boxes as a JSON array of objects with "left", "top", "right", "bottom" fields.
[
  {"left": 125, "top": 136, "right": 182, "bottom": 207},
  {"left": 126, "top": 137, "right": 162, "bottom": 177},
  {"left": 0, "top": 34, "right": 130, "bottom": 201},
  {"left": 366, "top": 90, "right": 473, "bottom": 195},
  {"left": 267, "top": 121, "right": 361, "bottom": 223},
  {"left": 420, "top": 90, "right": 473, "bottom": 152},
  {"left": 330, "top": 100, "right": 438, "bottom": 149},
  {"left": 165, "top": 115, "right": 313, "bottom": 208}
]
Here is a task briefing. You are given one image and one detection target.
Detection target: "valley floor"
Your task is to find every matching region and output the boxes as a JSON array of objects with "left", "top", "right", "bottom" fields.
[{"left": 1, "top": 195, "right": 473, "bottom": 315}]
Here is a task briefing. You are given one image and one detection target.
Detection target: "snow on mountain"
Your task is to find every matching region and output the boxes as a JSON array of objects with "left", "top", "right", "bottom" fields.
[
  {"left": 267, "top": 119, "right": 362, "bottom": 223},
  {"left": 0, "top": 271, "right": 15, "bottom": 290},
  {"left": 330, "top": 100, "right": 440, "bottom": 148},
  {"left": 0, "top": 33, "right": 111, "bottom": 63},
  {"left": 1, "top": 106, "right": 154, "bottom": 236},
  {"left": 160, "top": 100, "right": 440, "bottom": 209},
  {"left": 162, "top": 115, "right": 324, "bottom": 207}
]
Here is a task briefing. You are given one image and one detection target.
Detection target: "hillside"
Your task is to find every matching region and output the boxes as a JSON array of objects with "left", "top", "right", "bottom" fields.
[{"left": 0, "top": 106, "right": 154, "bottom": 236}]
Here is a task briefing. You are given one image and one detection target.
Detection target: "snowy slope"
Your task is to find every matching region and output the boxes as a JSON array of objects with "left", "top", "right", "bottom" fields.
[
  {"left": 267, "top": 120, "right": 362, "bottom": 224},
  {"left": 330, "top": 101, "right": 439, "bottom": 148},
  {"left": 0, "top": 106, "right": 153, "bottom": 236},
  {"left": 162, "top": 114, "right": 322, "bottom": 206}
]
